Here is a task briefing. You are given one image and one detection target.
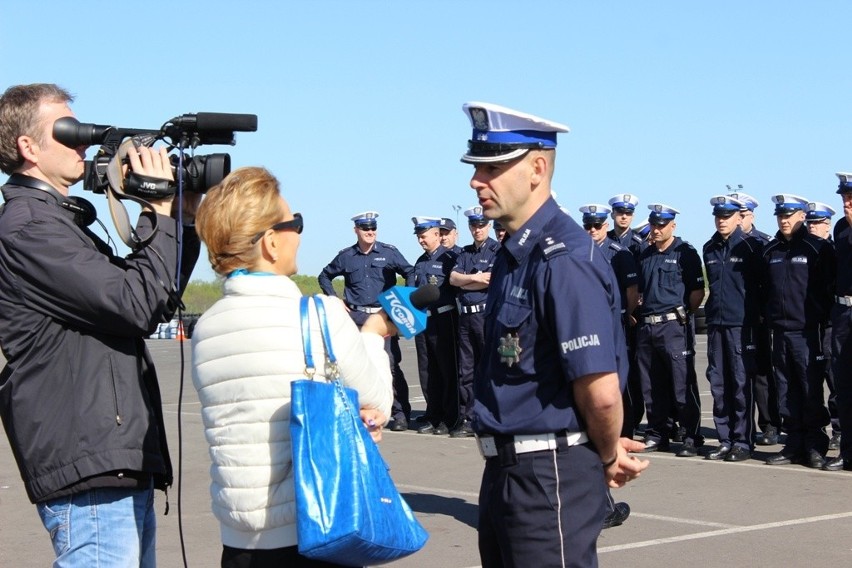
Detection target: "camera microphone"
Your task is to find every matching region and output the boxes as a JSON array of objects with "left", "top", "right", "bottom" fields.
[
  {"left": 377, "top": 284, "right": 441, "bottom": 339},
  {"left": 171, "top": 112, "right": 258, "bottom": 133},
  {"left": 53, "top": 117, "right": 113, "bottom": 148}
]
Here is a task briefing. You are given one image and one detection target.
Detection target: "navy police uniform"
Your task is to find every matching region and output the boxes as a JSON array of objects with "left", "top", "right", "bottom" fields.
[
  {"left": 409, "top": 217, "right": 460, "bottom": 434},
  {"left": 317, "top": 212, "right": 415, "bottom": 425},
  {"left": 763, "top": 195, "right": 835, "bottom": 465},
  {"left": 730, "top": 191, "right": 781, "bottom": 440},
  {"left": 825, "top": 175, "right": 852, "bottom": 471},
  {"left": 461, "top": 102, "right": 627, "bottom": 568},
  {"left": 702, "top": 196, "right": 763, "bottom": 458},
  {"left": 452, "top": 207, "right": 499, "bottom": 436},
  {"left": 636, "top": 204, "right": 705, "bottom": 452}
]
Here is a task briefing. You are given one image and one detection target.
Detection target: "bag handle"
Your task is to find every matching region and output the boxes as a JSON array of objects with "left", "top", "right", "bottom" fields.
[
  {"left": 299, "top": 295, "right": 340, "bottom": 381},
  {"left": 299, "top": 296, "right": 316, "bottom": 379}
]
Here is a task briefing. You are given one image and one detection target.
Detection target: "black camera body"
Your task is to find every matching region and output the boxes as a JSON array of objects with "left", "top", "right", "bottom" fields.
[{"left": 54, "top": 112, "right": 257, "bottom": 195}]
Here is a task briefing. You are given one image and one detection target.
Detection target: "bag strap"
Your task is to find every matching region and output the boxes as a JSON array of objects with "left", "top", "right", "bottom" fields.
[
  {"left": 299, "top": 296, "right": 316, "bottom": 379},
  {"left": 312, "top": 295, "right": 341, "bottom": 380}
]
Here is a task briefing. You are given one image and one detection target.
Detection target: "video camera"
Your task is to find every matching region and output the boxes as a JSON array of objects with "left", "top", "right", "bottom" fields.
[{"left": 53, "top": 112, "right": 258, "bottom": 196}]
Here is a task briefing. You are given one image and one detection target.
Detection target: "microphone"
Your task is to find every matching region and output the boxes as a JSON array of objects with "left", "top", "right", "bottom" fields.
[
  {"left": 171, "top": 112, "right": 258, "bottom": 132},
  {"left": 377, "top": 284, "right": 440, "bottom": 339}
]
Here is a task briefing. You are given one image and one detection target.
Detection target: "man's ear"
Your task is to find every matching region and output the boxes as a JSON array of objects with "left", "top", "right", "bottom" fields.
[
  {"left": 17, "top": 135, "right": 38, "bottom": 164},
  {"left": 529, "top": 152, "right": 549, "bottom": 187}
]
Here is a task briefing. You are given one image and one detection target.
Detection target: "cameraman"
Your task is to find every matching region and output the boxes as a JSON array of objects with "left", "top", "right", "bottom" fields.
[{"left": 0, "top": 83, "right": 200, "bottom": 566}]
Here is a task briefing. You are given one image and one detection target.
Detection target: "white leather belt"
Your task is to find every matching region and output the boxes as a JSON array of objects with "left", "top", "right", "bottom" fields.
[
  {"left": 426, "top": 305, "right": 455, "bottom": 316},
  {"left": 459, "top": 303, "right": 486, "bottom": 314},
  {"left": 644, "top": 312, "right": 678, "bottom": 325},
  {"left": 836, "top": 295, "right": 852, "bottom": 307},
  {"left": 348, "top": 305, "right": 382, "bottom": 314},
  {"left": 477, "top": 431, "right": 589, "bottom": 459}
]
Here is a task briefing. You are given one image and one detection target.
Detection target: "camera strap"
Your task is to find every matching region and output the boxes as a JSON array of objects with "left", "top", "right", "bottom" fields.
[{"left": 105, "top": 137, "right": 160, "bottom": 251}]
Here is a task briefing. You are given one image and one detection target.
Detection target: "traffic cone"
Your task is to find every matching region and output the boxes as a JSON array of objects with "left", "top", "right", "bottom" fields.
[{"left": 174, "top": 320, "right": 186, "bottom": 341}]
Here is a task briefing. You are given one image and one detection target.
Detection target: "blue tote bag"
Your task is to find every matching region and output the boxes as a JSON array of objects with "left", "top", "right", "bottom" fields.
[{"left": 290, "top": 295, "right": 428, "bottom": 566}]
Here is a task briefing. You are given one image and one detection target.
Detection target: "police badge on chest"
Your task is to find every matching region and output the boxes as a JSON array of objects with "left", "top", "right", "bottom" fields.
[{"left": 498, "top": 331, "right": 522, "bottom": 367}]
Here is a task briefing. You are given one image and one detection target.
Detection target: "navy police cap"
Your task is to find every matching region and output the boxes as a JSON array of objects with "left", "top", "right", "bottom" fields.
[{"left": 836, "top": 172, "right": 852, "bottom": 194}]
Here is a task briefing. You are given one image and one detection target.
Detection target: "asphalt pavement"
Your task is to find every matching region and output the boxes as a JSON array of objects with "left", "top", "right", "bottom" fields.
[{"left": 2, "top": 335, "right": 851, "bottom": 567}]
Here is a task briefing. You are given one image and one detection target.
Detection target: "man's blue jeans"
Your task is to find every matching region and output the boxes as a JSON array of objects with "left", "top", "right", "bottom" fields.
[{"left": 36, "top": 482, "right": 157, "bottom": 567}]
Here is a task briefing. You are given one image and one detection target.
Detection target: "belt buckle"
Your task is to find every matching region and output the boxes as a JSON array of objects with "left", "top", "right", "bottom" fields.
[{"left": 476, "top": 435, "right": 495, "bottom": 459}]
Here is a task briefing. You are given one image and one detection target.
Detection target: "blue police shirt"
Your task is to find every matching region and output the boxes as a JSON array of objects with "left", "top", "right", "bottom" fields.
[
  {"left": 409, "top": 245, "right": 458, "bottom": 308},
  {"left": 452, "top": 237, "right": 500, "bottom": 307},
  {"left": 318, "top": 241, "right": 414, "bottom": 307},
  {"left": 763, "top": 224, "right": 835, "bottom": 330},
  {"left": 608, "top": 227, "right": 644, "bottom": 260},
  {"left": 473, "top": 199, "right": 628, "bottom": 436},
  {"left": 746, "top": 226, "right": 772, "bottom": 245},
  {"left": 702, "top": 226, "right": 763, "bottom": 327},
  {"left": 638, "top": 237, "right": 704, "bottom": 315},
  {"left": 834, "top": 217, "right": 852, "bottom": 296},
  {"left": 598, "top": 237, "right": 638, "bottom": 311}
]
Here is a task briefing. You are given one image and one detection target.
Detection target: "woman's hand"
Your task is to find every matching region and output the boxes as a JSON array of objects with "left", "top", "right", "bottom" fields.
[{"left": 360, "top": 408, "right": 387, "bottom": 443}]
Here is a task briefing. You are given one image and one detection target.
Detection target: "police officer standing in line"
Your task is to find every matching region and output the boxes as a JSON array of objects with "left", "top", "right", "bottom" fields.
[
  {"left": 825, "top": 173, "right": 852, "bottom": 471},
  {"left": 607, "top": 193, "right": 641, "bottom": 257},
  {"left": 448, "top": 206, "right": 500, "bottom": 438},
  {"left": 702, "top": 196, "right": 763, "bottom": 462},
  {"left": 410, "top": 216, "right": 460, "bottom": 435},
  {"left": 805, "top": 202, "right": 841, "bottom": 450},
  {"left": 493, "top": 220, "right": 506, "bottom": 241},
  {"left": 440, "top": 217, "right": 463, "bottom": 254},
  {"left": 729, "top": 190, "right": 782, "bottom": 445},
  {"left": 636, "top": 204, "right": 706, "bottom": 456},
  {"left": 318, "top": 211, "right": 415, "bottom": 431},
  {"left": 763, "top": 194, "right": 834, "bottom": 468},
  {"left": 580, "top": 203, "right": 639, "bottom": 530},
  {"left": 460, "top": 101, "right": 648, "bottom": 568},
  {"left": 580, "top": 203, "right": 640, "bottom": 433}
]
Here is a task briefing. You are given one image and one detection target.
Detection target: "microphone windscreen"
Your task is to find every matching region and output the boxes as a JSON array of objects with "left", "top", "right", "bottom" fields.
[
  {"left": 409, "top": 284, "right": 440, "bottom": 309},
  {"left": 195, "top": 113, "right": 258, "bottom": 132}
]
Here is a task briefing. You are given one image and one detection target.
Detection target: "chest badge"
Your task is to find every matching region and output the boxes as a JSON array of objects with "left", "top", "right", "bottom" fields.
[
  {"left": 428, "top": 274, "right": 439, "bottom": 285},
  {"left": 497, "top": 332, "right": 522, "bottom": 367}
]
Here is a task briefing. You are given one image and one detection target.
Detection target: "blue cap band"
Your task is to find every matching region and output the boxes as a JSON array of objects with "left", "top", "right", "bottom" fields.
[{"left": 472, "top": 129, "right": 557, "bottom": 148}]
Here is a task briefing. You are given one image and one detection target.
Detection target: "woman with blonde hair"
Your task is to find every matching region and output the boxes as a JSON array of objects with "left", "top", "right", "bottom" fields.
[{"left": 192, "top": 166, "right": 394, "bottom": 567}]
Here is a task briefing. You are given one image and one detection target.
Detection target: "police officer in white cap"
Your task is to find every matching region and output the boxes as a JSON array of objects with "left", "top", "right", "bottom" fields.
[
  {"left": 636, "top": 203, "right": 706, "bottom": 457},
  {"left": 409, "top": 216, "right": 459, "bottom": 436},
  {"left": 763, "top": 194, "right": 834, "bottom": 468},
  {"left": 608, "top": 193, "right": 642, "bottom": 258},
  {"left": 728, "top": 189, "right": 781, "bottom": 445},
  {"left": 460, "top": 101, "right": 648, "bottom": 566},
  {"left": 318, "top": 211, "right": 416, "bottom": 431},
  {"left": 702, "top": 196, "right": 763, "bottom": 462},
  {"left": 826, "top": 173, "right": 852, "bottom": 471},
  {"left": 448, "top": 206, "right": 500, "bottom": 438}
]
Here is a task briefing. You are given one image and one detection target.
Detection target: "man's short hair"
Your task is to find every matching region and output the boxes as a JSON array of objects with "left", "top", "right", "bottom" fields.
[{"left": 0, "top": 83, "right": 73, "bottom": 174}]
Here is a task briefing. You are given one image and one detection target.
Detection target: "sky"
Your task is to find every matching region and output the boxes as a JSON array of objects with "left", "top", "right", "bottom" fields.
[{"left": 2, "top": 1, "right": 851, "bottom": 282}]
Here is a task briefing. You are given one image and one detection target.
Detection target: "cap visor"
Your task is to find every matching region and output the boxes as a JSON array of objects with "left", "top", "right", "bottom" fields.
[{"left": 460, "top": 148, "right": 530, "bottom": 164}]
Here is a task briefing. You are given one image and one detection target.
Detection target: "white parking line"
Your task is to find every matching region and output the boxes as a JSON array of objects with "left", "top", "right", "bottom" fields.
[{"left": 599, "top": 511, "right": 852, "bottom": 553}]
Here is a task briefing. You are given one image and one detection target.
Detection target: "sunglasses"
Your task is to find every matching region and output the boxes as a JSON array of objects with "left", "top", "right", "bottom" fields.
[
  {"left": 583, "top": 222, "right": 605, "bottom": 231},
  {"left": 250, "top": 212, "right": 303, "bottom": 244}
]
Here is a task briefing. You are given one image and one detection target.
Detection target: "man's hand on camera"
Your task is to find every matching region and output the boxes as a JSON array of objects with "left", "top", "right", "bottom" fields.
[{"left": 125, "top": 146, "right": 174, "bottom": 216}]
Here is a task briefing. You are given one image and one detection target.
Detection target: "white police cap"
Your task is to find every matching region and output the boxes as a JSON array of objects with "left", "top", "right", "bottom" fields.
[
  {"left": 805, "top": 201, "right": 836, "bottom": 221},
  {"left": 579, "top": 204, "right": 611, "bottom": 223},
  {"left": 460, "top": 102, "right": 570, "bottom": 164},
  {"left": 727, "top": 191, "right": 758, "bottom": 211},
  {"left": 351, "top": 211, "right": 379, "bottom": 227},
  {"left": 411, "top": 216, "right": 442, "bottom": 234},
  {"left": 836, "top": 172, "right": 852, "bottom": 194},
  {"left": 771, "top": 194, "right": 809, "bottom": 215},
  {"left": 709, "top": 195, "right": 745, "bottom": 216},
  {"left": 633, "top": 220, "right": 651, "bottom": 238},
  {"left": 647, "top": 203, "right": 680, "bottom": 225},
  {"left": 608, "top": 194, "right": 640, "bottom": 210},
  {"left": 464, "top": 206, "right": 489, "bottom": 226}
]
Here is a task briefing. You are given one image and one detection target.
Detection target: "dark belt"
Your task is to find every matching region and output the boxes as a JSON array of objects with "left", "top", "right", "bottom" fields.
[
  {"left": 459, "top": 303, "right": 486, "bottom": 314},
  {"left": 425, "top": 304, "right": 455, "bottom": 316}
]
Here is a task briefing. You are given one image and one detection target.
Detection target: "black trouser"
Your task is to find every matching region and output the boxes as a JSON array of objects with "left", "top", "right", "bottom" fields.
[
  {"left": 706, "top": 325, "right": 756, "bottom": 449},
  {"left": 832, "top": 305, "right": 852, "bottom": 460},
  {"left": 478, "top": 441, "right": 605, "bottom": 568},
  {"left": 622, "top": 321, "right": 642, "bottom": 437},
  {"left": 773, "top": 328, "right": 830, "bottom": 455},
  {"left": 753, "top": 322, "right": 782, "bottom": 431},
  {"left": 457, "top": 310, "right": 486, "bottom": 422},
  {"left": 415, "top": 310, "right": 459, "bottom": 428},
  {"left": 222, "top": 545, "right": 351, "bottom": 568}
]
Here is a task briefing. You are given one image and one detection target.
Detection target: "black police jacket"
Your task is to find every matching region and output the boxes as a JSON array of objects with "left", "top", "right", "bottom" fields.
[
  {"left": 702, "top": 227, "right": 763, "bottom": 327},
  {"left": 834, "top": 217, "right": 852, "bottom": 296},
  {"left": 0, "top": 180, "right": 199, "bottom": 503},
  {"left": 762, "top": 224, "right": 835, "bottom": 331}
]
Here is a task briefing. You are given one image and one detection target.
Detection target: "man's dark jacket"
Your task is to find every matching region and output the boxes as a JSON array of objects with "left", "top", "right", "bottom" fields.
[{"left": 0, "top": 177, "right": 199, "bottom": 503}]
